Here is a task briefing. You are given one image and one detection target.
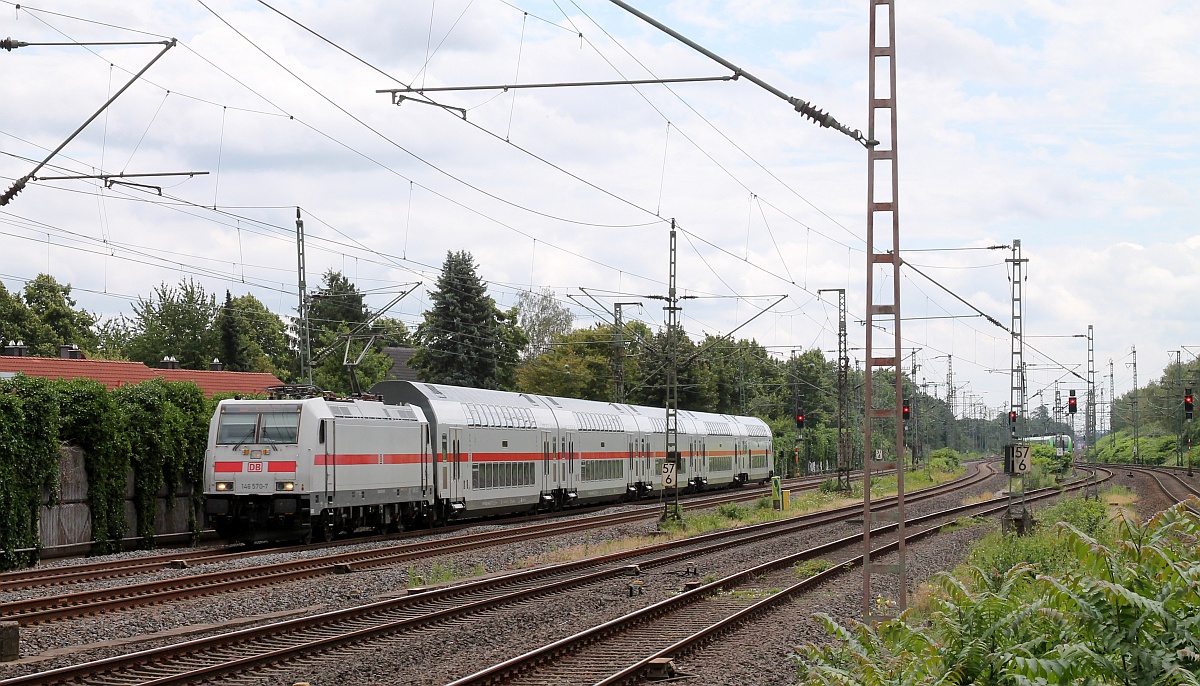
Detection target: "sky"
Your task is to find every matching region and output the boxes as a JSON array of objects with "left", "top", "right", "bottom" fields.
[{"left": 1, "top": 0, "right": 1198, "bottom": 426}]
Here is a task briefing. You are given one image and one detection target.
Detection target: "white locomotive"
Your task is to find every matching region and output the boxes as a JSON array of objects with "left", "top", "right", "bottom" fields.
[{"left": 202, "top": 380, "right": 774, "bottom": 543}]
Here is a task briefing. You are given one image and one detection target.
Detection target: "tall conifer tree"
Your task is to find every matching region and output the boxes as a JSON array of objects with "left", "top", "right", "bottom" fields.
[{"left": 413, "top": 251, "right": 524, "bottom": 389}]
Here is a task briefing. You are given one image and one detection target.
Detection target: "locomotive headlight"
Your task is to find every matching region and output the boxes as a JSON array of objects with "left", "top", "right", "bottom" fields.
[
  {"left": 276, "top": 481, "right": 295, "bottom": 491},
  {"left": 215, "top": 481, "right": 234, "bottom": 491}
]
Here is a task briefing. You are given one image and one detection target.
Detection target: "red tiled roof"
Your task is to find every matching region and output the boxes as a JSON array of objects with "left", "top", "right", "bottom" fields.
[{"left": 0, "top": 356, "right": 283, "bottom": 397}]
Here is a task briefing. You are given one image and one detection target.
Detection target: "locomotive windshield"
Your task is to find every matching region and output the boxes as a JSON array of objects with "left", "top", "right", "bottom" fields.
[{"left": 216, "top": 404, "right": 302, "bottom": 445}]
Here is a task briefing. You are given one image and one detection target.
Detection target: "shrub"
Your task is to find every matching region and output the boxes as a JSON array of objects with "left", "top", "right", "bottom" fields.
[
  {"left": 927, "top": 447, "right": 961, "bottom": 469},
  {"left": 797, "top": 499, "right": 1200, "bottom": 685},
  {"left": 716, "top": 503, "right": 749, "bottom": 520}
]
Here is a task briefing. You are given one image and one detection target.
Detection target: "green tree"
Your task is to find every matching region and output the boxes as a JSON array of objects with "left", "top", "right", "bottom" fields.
[
  {"left": 92, "top": 315, "right": 136, "bottom": 360},
  {"left": 373, "top": 316, "right": 413, "bottom": 348},
  {"left": 216, "top": 290, "right": 247, "bottom": 372},
  {"left": 517, "top": 325, "right": 617, "bottom": 400},
  {"left": 412, "top": 251, "right": 526, "bottom": 389},
  {"left": 212, "top": 291, "right": 292, "bottom": 376},
  {"left": 307, "top": 271, "right": 395, "bottom": 394},
  {"left": 0, "top": 281, "right": 36, "bottom": 350},
  {"left": 126, "top": 279, "right": 219, "bottom": 370},
  {"left": 703, "top": 337, "right": 786, "bottom": 417},
  {"left": 516, "top": 288, "right": 573, "bottom": 361},
  {"left": 624, "top": 327, "right": 717, "bottom": 412},
  {"left": 309, "top": 269, "right": 368, "bottom": 338},
  {"left": 21, "top": 274, "right": 98, "bottom": 355}
]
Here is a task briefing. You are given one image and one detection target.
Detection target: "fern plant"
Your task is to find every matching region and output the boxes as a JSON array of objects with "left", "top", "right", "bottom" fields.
[{"left": 796, "top": 499, "right": 1200, "bottom": 685}]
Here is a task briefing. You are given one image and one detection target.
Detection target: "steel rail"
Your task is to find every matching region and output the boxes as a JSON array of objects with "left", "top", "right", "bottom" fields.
[
  {"left": 0, "top": 473, "right": 832, "bottom": 593},
  {"left": 0, "top": 467, "right": 993, "bottom": 685},
  {"left": 449, "top": 467, "right": 1111, "bottom": 686},
  {"left": 0, "top": 474, "right": 848, "bottom": 622}
]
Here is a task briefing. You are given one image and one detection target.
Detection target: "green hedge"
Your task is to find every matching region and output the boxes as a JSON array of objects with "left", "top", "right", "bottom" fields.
[
  {"left": 0, "top": 375, "right": 212, "bottom": 568},
  {"left": 0, "top": 376, "right": 60, "bottom": 568}
]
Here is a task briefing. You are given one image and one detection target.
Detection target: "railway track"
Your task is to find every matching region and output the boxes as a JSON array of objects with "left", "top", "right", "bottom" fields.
[
  {"left": 0, "top": 464, "right": 996, "bottom": 685},
  {"left": 0, "top": 473, "right": 841, "bottom": 594},
  {"left": 1102, "top": 463, "right": 1200, "bottom": 513},
  {"left": 0, "top": 473, "right": 848, "bottom": 623},
  {"left": 449, "top": 466, "right": 1111, "bottom": 686}
]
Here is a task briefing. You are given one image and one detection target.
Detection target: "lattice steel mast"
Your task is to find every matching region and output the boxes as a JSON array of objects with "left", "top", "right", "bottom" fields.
[
  {"left": 820, "top": 289, "right": 852, "bottom": 491},
  {"left": 664, "top": 222, "right": 681, "bottom": 519},
  {"left": 861, "top": 0, "right": 907, "bottom": 621},
  {"left": 296, "top": 208, "right": 312, "bottom": 385},
  {"left": 1004, "top": 239, "right": 1029, "bottom": 532},
  {"left": 1086, "top": 325, "right": 1095, "bottom": 459}
]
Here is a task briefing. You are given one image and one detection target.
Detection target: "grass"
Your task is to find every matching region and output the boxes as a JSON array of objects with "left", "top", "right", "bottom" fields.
[
  {"left": 941, "top": 515, "right": 991, "bottom": 533},
  {"left": 517, "top": 466, "right": 965, "bottom": 570},
  {"left": 1102, "top": 484, "right": 1138, "bottom": 521},
  {"left": 869, "top": 465, "right": 966, "bottom": 499},
  {"left": 406, "top": 560, "right": 487, "bottom": 588},
  {"left": 725, "top": 587, "right": 779, "bottom": 599},
  {"left": 792, "top": 558, "right": 834, "bottom": 579},
  {"left": 962, "top": 490, "right": 998, "bottom": 505}
]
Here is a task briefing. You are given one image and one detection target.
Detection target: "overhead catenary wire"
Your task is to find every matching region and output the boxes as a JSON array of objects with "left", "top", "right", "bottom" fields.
[{"left": 2, "top": 2, "right": 1100, "bottom": 404}]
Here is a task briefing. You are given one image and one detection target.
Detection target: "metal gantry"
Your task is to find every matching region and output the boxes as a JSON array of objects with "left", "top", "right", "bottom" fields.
[
  {"left": 1109, "top": 358, "right": 1116, "bottom": 438},
  {"left": 1, "top": 38, "right": 178, "bottom": 205},
  {"left": 861, "top": 0, "right": 907, "bottom": 621},
  {"left": 1086, "top": 324, "right": 1096, "bottom": 460},
  {"left": 1004, "top": 239, "right": 1029, "bottom": 532},
  {"left": 820, "top": 288, "right": 852, "bottom": 491},
  {"left": 1129, "top": 346, "right": 1140, "bottom": 464},
  {"left": 296, "top": 208, "right": 312, "bottom": 385},
  {"left": 663, "top": 222, "right": 682, "bottom": 520}
]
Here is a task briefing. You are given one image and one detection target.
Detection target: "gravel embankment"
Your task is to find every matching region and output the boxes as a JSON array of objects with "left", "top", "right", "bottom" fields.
[
  {"left": 218, "top": 469, "right": 1011, "bottom": 686},
  {"left": 5, "top": 465, "right": 1161, "bottom": 686}
]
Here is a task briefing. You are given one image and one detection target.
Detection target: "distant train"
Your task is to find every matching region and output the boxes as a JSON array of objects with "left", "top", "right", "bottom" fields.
[
  {"left": 203, "top": 380, "right": 774, "bottom": 544},
  {"left": 1025, "top": 434, "right": 1074, "bottom": 452}
]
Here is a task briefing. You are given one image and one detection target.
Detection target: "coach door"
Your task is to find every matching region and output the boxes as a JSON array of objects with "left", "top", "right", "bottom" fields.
[
  {"left": 420, "top": 424, "right": 430, "bottom": 496},
  {"left": 322, "top": 418, "right": 336, "bottom": 504},
  {"left": 542, "top": 431, "right": 552, "bottom": 491},
  {"left": 564, "top": 432, "right": 576, "bottom": 492},
  {"left": 450, "top": 428, "right": 462, "bottom": 501},
  {"left": 627, "top": 434, "right": 635, "bottom": 484}
]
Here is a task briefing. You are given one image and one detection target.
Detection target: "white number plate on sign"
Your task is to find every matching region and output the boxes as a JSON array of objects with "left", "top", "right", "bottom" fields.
[
  {"left": 661, "top": 461, "right": 677, "bottom": 489},
  {"left": 1014, "top": 446, "right": 1031, "bottom": 474}
]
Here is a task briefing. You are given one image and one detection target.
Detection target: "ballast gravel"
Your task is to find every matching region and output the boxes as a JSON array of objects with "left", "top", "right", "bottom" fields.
[{"left": 0, "top": 464, "right": 1170, "bottom": 686}]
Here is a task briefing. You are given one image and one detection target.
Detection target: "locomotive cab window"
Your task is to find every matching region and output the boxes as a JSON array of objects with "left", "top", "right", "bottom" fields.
[{"left": 216, "top": 404, "right": 301, "bottom": 445}]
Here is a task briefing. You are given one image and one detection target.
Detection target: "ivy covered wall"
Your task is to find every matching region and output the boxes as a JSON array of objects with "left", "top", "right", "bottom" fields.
[{"left": 0, "top": 375, "right": 214, "bottom": 568}]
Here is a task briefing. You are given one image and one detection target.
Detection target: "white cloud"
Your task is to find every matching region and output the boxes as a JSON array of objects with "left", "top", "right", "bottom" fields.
[{"left": 1, "top": 0, "right": 1197, "bottom": 408}]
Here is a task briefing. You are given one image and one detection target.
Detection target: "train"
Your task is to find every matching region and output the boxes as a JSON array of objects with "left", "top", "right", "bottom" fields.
[
  {"left": 202, "top": 380, "right": 775, "bottom": 544},
  {"left": 1025, "top": 434, "right": 1074, "bottom": 453}
]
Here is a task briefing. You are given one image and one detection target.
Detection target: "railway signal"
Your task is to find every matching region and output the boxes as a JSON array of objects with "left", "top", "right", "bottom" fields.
[
  {"left": 1186, "top": 388, "right": 1194, "bottom": 420},
  {"left": 1068, "top": 390, "right": 1077, "bottom": 414},
  {"left": 902, "top": 398, "right": 911, "bottom": 423},
  {"left": 1008, "top": 410, "right": 1018, "bottom": 426},
  {"left": 795, "top": 412, "right": 805, "bottom": 430}
]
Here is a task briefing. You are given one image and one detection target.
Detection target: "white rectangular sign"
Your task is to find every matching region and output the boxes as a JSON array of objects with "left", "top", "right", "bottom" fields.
[
  {"left": 1013, "top": 445, "right": 1032, "bottom": 474},
  {"left": 661, "top": 460, "right": 677, "bottom": 489}
]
